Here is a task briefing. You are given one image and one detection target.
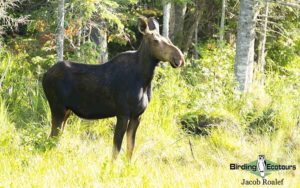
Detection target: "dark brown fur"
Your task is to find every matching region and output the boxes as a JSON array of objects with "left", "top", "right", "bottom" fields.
[{"left": 42, "top": 17, "right": 185, "bottom": 160}]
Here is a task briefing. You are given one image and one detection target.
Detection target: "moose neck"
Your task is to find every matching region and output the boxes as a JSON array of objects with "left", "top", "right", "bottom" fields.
[{"left": 137, "top": 40, "right": 159, "bottom": 88}]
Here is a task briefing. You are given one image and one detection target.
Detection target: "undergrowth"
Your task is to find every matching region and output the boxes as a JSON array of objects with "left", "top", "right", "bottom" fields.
[{"left": 0, "top": 45, "right": 299, "bottom": 187}]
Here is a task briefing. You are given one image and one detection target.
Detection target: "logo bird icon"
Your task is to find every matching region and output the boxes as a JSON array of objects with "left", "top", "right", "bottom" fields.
[{"left": 257, "top": 155, "right": 267, "bottom": 179}]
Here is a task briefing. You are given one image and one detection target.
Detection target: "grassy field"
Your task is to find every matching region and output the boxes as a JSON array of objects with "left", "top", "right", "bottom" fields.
[{"left": 0, "top": 47, "right": 299, "bottom": 187}]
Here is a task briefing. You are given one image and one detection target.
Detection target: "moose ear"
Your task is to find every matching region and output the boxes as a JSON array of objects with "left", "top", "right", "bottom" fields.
[
  {"left": 138, "top": 17, "right": 149, "bottom": 35},
  {"left": 147, "top": 17, "right": 160, "bottom": 33}
]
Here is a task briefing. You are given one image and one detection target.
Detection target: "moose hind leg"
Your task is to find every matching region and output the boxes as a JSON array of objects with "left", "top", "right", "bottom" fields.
[
  {"left": 61, "top": 109, "right": 71, "bottom": 132},
  {"left": 112, "top": 116, "right": 129, "bottom": 160},
  {"left": 126, "top": 117, "right": 141, "bottom": 160},
  {"left": 49, "top": 105, "right": 67, "bottom": 137}
]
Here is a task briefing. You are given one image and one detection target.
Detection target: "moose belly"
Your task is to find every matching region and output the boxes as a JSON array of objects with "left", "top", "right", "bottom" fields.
[{"left": 66, "top": 93, "right": 117, "bottom": 119}]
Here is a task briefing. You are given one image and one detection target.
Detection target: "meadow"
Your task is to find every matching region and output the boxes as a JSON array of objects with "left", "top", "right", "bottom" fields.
[{"left": 0, "top": 45, "right": 299, "bottom": 187}]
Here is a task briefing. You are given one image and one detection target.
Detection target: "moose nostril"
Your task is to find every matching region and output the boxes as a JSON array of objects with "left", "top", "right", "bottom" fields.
[
  {"left": 174, "top": 59, "right": 180, "bottom": 67},
  {"left": 172, "top": 57, "right": 184, "bottom": 68},
  {"left": 177, "top": 59, "right": 184, "bottom": 66},
  {"left": 175, "top": 60, "right": 181, "bottom": 66}
]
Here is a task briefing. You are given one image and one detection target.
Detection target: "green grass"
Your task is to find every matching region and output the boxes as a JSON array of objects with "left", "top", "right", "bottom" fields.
[{"left": 0, "top": 48, "right": 299, "bottom": 187}]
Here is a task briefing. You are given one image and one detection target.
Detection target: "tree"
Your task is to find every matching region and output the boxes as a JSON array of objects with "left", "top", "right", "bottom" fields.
[
  {"left": 256, "top": 0, "right": 269, "bottom": 86},
  {"left": 56, "top": 0, "right": 65, "bottom": 62},
  {"left": 162, "top": 0, "right": 171, "bottom": 38},
  {"left": 169, "top": 1, "right": 186, "bottom": 47},
  {"left": 169, "top": 0, "right": 206, "bottom": 52},
  {"left": 90, "top": 23, "right": 108, "bottom": 63},
  {"left": 219, "top": 0, "right": 226, "bottom": 45},
  {"left": 234, "top": 0, "right": 258, "bottom": 92},
  {"left": 181, "top": 0, "right": 206, "bottom": 52},
  {"left": 0, "top": 0, "right": 27, "bottom": 35},
  {"left": 60, "top": 0, "right": 133, "bottom": 62},
  {"left": 257, "top": 1, "right": 300, "bottom": 68}
]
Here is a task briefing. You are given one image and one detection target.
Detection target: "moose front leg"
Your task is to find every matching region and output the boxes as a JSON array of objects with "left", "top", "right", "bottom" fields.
[
  {"left": 112, "top": 116, "right": 129, "bottom": 160},
  {"left": 126, "top": 117, "right": 141, "bottom": 161}
]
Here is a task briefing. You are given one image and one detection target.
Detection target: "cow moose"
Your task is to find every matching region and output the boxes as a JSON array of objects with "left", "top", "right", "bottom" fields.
[{"left": 42, "top": 17, "right": 185, "bottom": 160}]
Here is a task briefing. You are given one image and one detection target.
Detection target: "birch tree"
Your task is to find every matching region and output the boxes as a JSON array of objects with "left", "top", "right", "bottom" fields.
[
  {"left": 162, "top": 0, "right": 171, "bottom": 38},
  {"left": 234, "top": 0, "right": 258, "bottom": 92},
  {"left": 219, "top": 0, "right": 226, "bottom": 45},
  {"left": 56, "top": 0, "right": 64, "bottom": 62}
]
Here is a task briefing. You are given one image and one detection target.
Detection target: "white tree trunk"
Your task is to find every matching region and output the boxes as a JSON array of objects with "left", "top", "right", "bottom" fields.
[
  {"left": 162, "top": 1, "right": 171, "bottom": 38},
  {"left": 90, "top": 21, "right": 108, "bottom": 64},
  {"left": 98, "top": 29, "right": 108, "bottom": 63},
  {"left": 56, "top": 0, "right": 64, "bottom": 62},
  {"left": 234, "top": 0, "right": 257, "bottom": 92},
  {"left": 219, "top": 0, "right": 226, "bottom": 44}
]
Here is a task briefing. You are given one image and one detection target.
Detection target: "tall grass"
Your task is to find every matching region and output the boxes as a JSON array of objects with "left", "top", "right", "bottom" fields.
[{"left": 0, "top": 46, "right": 299, "bottom": 187}]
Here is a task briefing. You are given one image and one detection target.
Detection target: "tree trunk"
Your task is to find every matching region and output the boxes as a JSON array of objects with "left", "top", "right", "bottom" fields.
[
  {"left": 56, "top": 0, "right": 64, "bottom": 62},
  {"left": 162, "top": 1, "right": 171, "bottom": 38},
  {"left": 77, "top": 26, "right": 82, "bottom": 47},
  {"left": 181, "top": 0, "right": 206, "bottom": 52},
  {"left": 169, "top": 3, "right": 175, "bottom": 40},
  {"left": 234, "top": 0, "right": 258, "bottom": 92},
  {"left": 257, "top": 1, "right": 269, "bottom": 86},
  {"left": 171, "top": 2, "right": 186, "bottom": 47},
  {"left": 98, "top": 29, "right": 108, "bottom": 63},
  {"left": 194, "top": 20, "right": 199, "bottom": 60},
  {"left": 90, "top": 26, "right": 108, "bottom": 63},
  {"left": 219, "top": 0, "right": 226, "bottom": 45}
]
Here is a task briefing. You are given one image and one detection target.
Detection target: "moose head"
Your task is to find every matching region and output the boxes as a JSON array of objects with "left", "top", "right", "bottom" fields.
[{"left": 138, "top": 17, "right": 185, "bottom": 68}]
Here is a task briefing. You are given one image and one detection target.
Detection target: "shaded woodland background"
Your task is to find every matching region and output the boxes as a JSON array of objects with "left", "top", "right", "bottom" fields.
[{"left": 0, "top": 0, "right": 300, "bottom": 187}]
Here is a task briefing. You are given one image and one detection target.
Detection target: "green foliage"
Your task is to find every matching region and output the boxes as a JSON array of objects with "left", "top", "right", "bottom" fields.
[
  {"left": 67, "top": 41, "right": 100, "bottom": 64},
  {"left": 0, "top": 98, "right": 19, "bottom": 149},
  {"left": 0, "top": 0, "right": 28, "bottom": 34},
  {"left": 181, "top": 42, "right": 236, "bottom": 113},
  {"left": 0, "top": 40, "right": 300, "bottom": 186},
  {"left": 0, "top": 0, "right": 300, "bottom": 186},
  {"left": 180, "top": 111, "right": 236, "bottom": 135},
  {"left": 265, "top": 3, "right": 300, "bottom": 69},
  {"left": 246, "top": 108, "right": 277, "bottom": 134},
  {"left": 173, "top": 41, "right": 299, "bottom": 145},
  {"left": 267, "top": 37, "right": 298, "bottom": 67},
  {"left": 0, "top": 47, "right": 49, "bottom": 128}
]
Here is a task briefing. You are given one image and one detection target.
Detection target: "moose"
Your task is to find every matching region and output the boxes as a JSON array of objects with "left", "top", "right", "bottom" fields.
[{"left": 42, "top": 17, "right": 185, "bottom": 160}]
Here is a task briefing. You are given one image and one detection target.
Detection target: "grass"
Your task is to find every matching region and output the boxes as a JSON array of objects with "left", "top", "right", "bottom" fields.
[
  {"left": 1, "top": 115, "right": 299, "bottom": 187},
  {"left": 0, "top": 48, "right": 299, "bottom": 187}
]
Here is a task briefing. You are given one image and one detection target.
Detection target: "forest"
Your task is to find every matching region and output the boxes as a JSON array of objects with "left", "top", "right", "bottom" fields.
[{"left": 0, "top": 0, "right": 299, "bottom": 187}]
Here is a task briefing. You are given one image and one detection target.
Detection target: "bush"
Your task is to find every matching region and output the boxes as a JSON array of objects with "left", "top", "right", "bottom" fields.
[
  {"left": 0, "top": 98, "right": 19, "bottom": 150},
  {"left": 180, "top": 110, "right": 235, "bottom": 136},
  {"left": 0, "top": 48, "right": 49, "bottom": 129},
  {"left": 246, "top": 108, "right": 277, "bottom": 134}
]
